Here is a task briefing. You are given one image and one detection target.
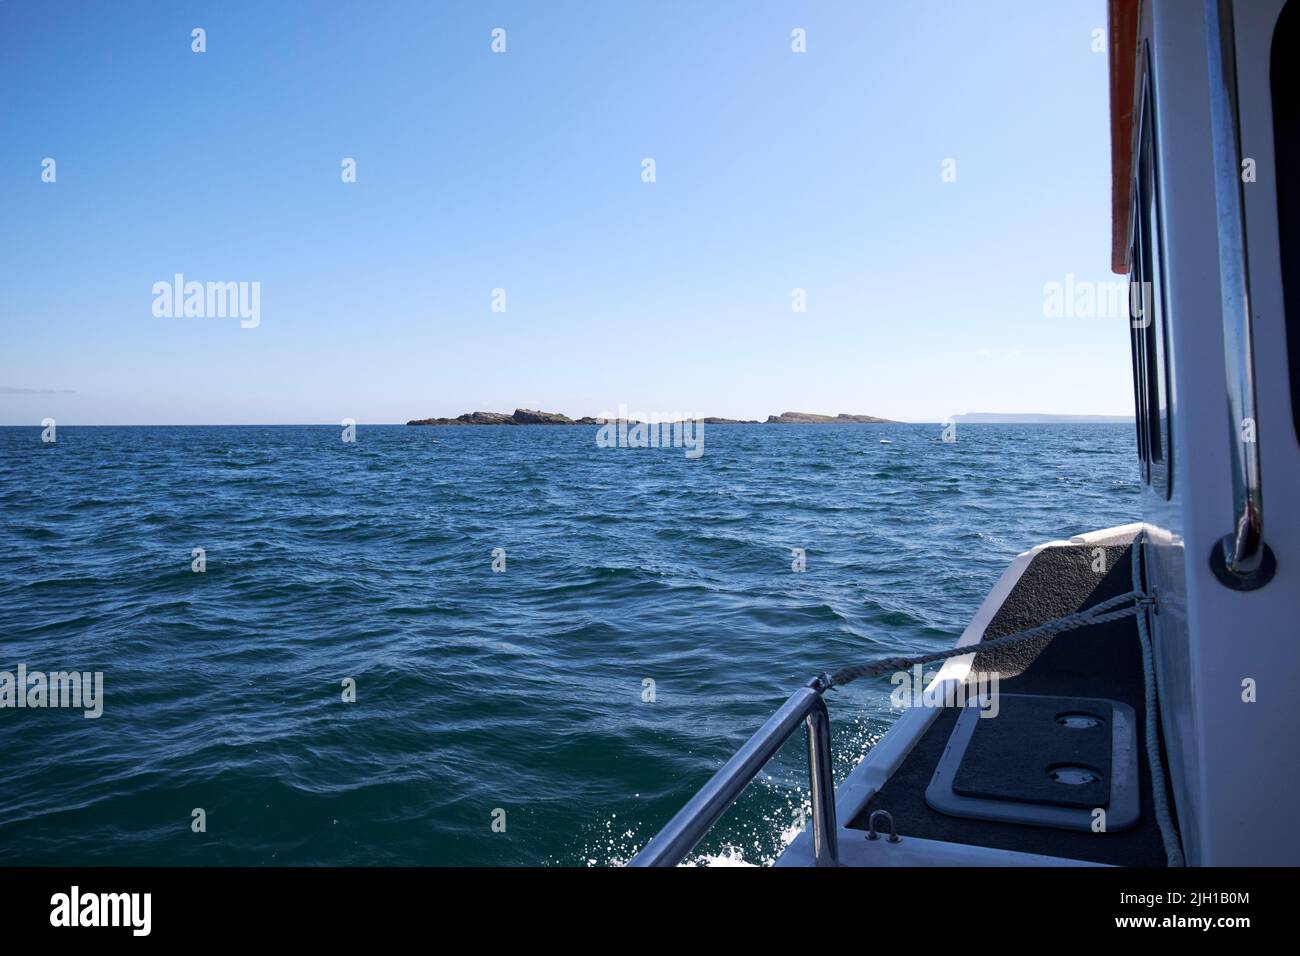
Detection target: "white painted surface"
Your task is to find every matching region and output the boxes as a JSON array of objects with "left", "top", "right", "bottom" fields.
[{"left": 1143, "top": 0, "right": 1300, "bottom": 865}]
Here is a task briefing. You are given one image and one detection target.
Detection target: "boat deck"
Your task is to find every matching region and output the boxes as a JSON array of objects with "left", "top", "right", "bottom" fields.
[
  {"left": 764, "top": 535, "right": 1185, "bottom": 868},
  {"left": 845, "top": 541, "right": 1172, "bottom": 865}
]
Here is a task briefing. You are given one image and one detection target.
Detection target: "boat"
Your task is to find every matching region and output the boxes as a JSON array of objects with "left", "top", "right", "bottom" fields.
[{"left": 630, "top": 0, "right": 1298, "bottom": 867}]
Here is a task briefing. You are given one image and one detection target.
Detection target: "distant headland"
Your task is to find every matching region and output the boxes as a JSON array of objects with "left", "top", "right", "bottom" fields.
[
  {"left": 951, "top": 413, "right": 1135, "bottom": 424},
  {"left": 406, "top": 409, "right": 901, "bottom": 426}
]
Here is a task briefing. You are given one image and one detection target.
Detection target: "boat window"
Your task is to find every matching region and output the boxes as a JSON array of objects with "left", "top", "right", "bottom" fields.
[
  {"left": 1272, "top": 0, "right": 1300, "bottom": 446},
  {"left": 1129, "top": 195, "right": 1150, "bottom": 479},
  {"left": 1129, "top": 46, "right": 1173, "bottom": 496}
]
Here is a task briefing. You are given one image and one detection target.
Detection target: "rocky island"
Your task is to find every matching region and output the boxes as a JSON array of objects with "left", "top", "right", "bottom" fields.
[
  {"left": 407, "top": 409, "right": 582, "bottom": 426},
  {"left": 762, "top": 412, "right": 895, "bottom": 424},
  {"left": 406, "top": 409, "right": 900, "bottom": 426}
]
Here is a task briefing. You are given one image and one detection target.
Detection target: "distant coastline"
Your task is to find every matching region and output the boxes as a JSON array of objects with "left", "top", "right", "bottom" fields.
[
  {"left": 951, "top": 413, "right": 1135, "bottom": 424},
  {"left": 406, "top": 409, "right": 901, "bottom": 426},
  {"left": 404, "top": 409, "right": 1132, "bottom": 427}
]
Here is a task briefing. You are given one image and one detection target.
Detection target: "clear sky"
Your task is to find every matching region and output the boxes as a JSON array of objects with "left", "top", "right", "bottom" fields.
[{"left": 1, "top": 0, "right": 1130, "bottom": 425}]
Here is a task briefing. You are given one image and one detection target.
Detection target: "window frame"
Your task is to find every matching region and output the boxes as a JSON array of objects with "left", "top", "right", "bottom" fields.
[{"left": 1129, "top": 43, "right": 1174, "bottom": 498}]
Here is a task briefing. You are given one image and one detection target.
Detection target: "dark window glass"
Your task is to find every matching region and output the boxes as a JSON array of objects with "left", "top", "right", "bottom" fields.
[
  {"left": 1128, "top": 46, "right": 1173, "bottom": 496},
  {"left": 1271, "top": 1, "right": 1300, "bottom": 445},
  {"left": 1130, "top": 207, "right": 1150, "bottom": 477}
]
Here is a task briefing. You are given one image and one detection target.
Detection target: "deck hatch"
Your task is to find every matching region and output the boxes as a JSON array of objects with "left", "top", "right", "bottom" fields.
[{"left": 926, "top": 693, "right": 1139, "bottom": 832}]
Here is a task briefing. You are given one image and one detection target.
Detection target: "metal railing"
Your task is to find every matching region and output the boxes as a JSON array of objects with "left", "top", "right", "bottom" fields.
[
  {"left": 1204, "top": 0, "right": 1275, "bottom": 589},
  {"left": 629, "top": 677, "right": 839, "bottom": 867}
]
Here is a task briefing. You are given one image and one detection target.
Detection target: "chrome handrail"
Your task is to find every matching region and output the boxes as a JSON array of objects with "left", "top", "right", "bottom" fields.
[
  {"left": 1204, "top": 0, "right": 1274, "bottom": 588},
  {"left": 629, "top": 678, "right": 839, "bottom": 867}
]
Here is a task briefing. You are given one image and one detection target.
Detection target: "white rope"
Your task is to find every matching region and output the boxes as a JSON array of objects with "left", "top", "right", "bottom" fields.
[
  {"left": 826, "top": 590, "right": 1140, "bottom": 688},
  {"left": 1131, "top": 533, "right": 1186, "bottom": 867}
]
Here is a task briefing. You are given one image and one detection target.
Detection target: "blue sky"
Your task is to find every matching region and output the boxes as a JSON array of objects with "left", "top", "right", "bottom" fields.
[{"left": 1, "top": 0, "right": 1128, "bottom": 425}]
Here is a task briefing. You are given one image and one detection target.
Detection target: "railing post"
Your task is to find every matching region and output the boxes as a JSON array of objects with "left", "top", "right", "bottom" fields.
[
  {"left": 804, "top": 695, "right": 839, "bottom": 866},
  {"left": 1204, "top": 0, "right": 1276, "bottom": 589},
  {"left": 630, "top": 680, "right": 841, "bottom": 867},
  {"left": 629, "top": 686, "right": 825, "bottom": 866}
]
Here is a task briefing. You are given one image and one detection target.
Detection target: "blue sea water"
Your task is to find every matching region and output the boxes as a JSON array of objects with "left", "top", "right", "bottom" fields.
[{"left": 0, "top": 423, "right": 1138, "bottom": 865}]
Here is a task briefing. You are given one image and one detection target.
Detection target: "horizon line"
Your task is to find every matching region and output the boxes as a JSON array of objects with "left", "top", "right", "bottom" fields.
[{"left": 0, "top": 418, "right": 1136, "bottom": 428}]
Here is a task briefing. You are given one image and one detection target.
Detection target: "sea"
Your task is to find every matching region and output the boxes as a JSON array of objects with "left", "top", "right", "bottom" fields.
[{"left": 0, "top": 423, "right": 1139, "bottom": 865}]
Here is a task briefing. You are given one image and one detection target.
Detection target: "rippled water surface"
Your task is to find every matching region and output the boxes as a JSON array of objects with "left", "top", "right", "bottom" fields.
[{"left": 0, "top": 423, "right": 1138, "bottom": 865}]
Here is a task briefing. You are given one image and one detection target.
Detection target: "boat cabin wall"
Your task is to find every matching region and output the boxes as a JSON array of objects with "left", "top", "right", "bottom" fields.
[{"left": 1139, "top": 0, "right": 1300, "bottom": 865}]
